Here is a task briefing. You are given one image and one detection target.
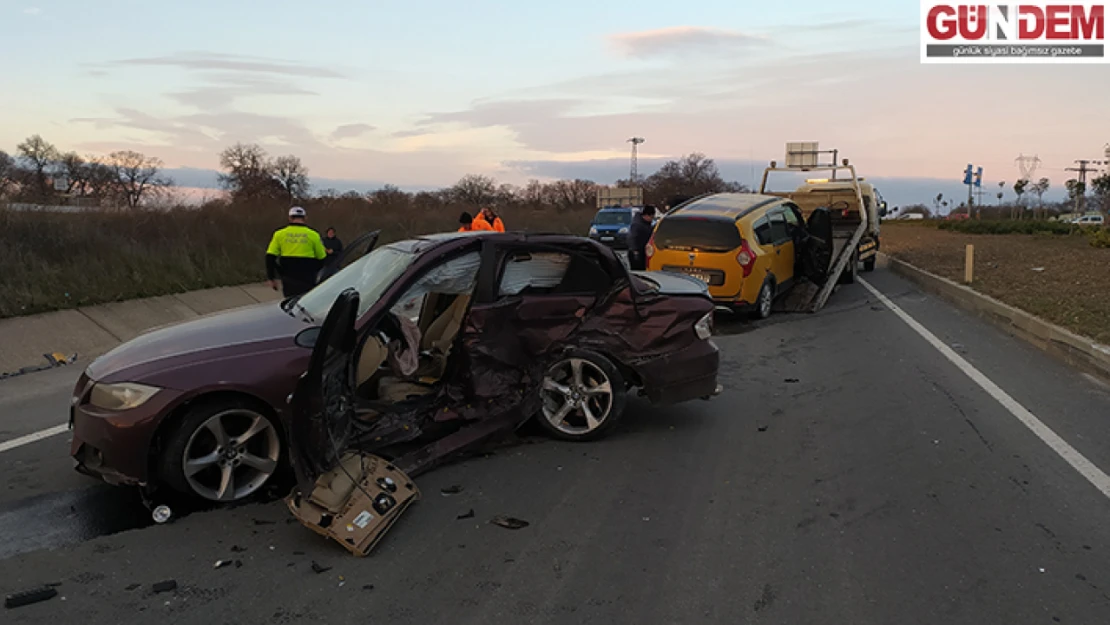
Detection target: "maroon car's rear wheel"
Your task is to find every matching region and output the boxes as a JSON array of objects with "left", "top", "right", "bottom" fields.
[
  {"left": 536, "top": 349, "right": 626, "bottom": 442},
  {"left": 159, "top": 400, "right": 282, "bottom": 503}
]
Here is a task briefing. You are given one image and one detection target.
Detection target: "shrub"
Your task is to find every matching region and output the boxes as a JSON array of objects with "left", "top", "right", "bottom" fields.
[
  {"left": 0, "top": 201, "right": 595, "bottom": 318},
  {"left": 937, "top": 219, "right": 1077, "bottom": 236},
  {"left": 1089, "top": 228, "right": 1110, "bottom": 249}
]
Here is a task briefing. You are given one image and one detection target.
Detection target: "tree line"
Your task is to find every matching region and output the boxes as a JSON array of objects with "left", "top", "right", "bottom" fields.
[
  {"left": 0, "top": 134, "right": 750, "bottom": 213},
  {"left": 213, "top": 142, "right": 750, "bottom": 212},
  {"left": 0, "top": 135, "right": 172, "bottom": 208}
]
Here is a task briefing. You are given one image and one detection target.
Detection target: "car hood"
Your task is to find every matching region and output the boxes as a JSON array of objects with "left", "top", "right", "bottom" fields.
[
  {"left": 87, "top": 301, "right": 309, "bottom": 383},
  {"left": 631, "top": 271, "right": 710, "bottom": 296}
]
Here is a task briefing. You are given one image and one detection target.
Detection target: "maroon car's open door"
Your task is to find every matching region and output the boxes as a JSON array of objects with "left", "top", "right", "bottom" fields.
[
  {"left": 316, "top": 229, "right": 381, "bottom": 284},
  {"left": 287, "top": 287, "right": 360, "bottom": 494}
]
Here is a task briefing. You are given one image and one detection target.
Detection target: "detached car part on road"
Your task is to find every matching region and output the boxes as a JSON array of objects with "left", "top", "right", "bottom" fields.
[{"left": 68, "top": 231, "right": 721, "bottom": 512}]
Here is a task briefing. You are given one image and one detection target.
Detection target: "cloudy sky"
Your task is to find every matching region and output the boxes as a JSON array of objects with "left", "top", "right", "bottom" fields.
[{"left": 2, "top": 0, "right": 1107, "bottom": 208}]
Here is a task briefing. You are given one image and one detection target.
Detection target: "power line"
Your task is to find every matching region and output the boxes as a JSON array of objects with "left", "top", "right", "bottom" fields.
[{"left": 1064, "top": 159, "right": 1100, "bottom": 213}]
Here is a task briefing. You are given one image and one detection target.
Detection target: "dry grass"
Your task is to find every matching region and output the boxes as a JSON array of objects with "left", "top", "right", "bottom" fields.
[
  {"left": 881, "top": 222, "right": 1110, "bottom": 344},
  {"left": 0, "top": 201, "right": 595, "bottom": 318}
]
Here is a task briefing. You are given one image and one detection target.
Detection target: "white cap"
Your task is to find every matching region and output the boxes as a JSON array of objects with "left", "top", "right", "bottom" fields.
[{"left": 288, "top": 206, "right": 306, "bottom": 218}]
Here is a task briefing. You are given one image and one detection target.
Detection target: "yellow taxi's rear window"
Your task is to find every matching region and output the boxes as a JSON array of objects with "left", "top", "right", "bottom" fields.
[{"left": 654, "top": 216, "right": 742, "bottom": 252}]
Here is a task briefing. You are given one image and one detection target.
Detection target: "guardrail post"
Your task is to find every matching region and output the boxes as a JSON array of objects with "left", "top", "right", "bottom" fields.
[{"left": 964, "top": 244, "right": 974, "bottom": 284}]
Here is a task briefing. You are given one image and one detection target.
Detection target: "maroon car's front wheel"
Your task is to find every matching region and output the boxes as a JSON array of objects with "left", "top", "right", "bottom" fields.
[
  {"left": 159, "top": 400, "right": 283, "bottom": 503},
  {"left": 536, "top": 350, "right": 627, "bottom": 442}
]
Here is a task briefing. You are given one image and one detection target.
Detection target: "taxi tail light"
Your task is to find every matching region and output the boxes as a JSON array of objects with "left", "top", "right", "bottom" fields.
[
  {"left": 645, "top": 234, "right": 656, "bottom": 261},
  {"left": 736, "top": 239, "right": 755, "bottom": 277}
]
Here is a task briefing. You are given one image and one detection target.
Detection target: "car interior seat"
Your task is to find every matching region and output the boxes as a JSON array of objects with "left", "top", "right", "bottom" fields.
[{"left": 375, "top": 292, "right": 472, "bottom": 403}]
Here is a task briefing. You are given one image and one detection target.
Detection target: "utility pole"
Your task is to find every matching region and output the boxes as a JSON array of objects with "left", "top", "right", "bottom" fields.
[
  {"left": 627, "top": 137, "right": 644, "bottom": 184},
  {"left": 1065, "top": 159, "right": 1095, "bottom": 214}
]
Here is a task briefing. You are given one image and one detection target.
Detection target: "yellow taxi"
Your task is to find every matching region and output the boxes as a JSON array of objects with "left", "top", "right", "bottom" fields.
[{"left": 645, "top": 193, "right": 806, "bottom": 319}]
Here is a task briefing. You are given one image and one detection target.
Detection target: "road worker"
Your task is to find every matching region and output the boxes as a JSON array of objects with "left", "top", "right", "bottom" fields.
[
  {"left": 458, "top": 211, "right": 476, "bottom": 232},
  {"left": 265, "top": 206, "right": 327, "bottom": 298},
  {"left": 472, "top": 206, "right": 505, "bottom": 232}
]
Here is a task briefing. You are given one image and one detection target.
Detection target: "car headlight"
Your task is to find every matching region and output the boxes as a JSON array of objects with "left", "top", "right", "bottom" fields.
[
  {"left": 694, "top": 312, "right": 713, "bottom": 340},
  {"left": 589, "top": 226, "right": 598, "bottom": 235},
  {"left": 88, "top": 382, "right": 162, "bottom": 411},
  {"left": 618, "top": 227, "right": 629, "bottom": 235}
]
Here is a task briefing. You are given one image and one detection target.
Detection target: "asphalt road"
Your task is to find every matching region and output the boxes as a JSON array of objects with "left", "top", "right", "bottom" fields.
[{"left": 1, "top": 268, "right": 1109, "bottom": 624}]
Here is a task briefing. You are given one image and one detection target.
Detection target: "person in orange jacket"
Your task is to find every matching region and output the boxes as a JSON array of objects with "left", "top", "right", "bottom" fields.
[
  {"left": 472, "top": 206, "right": 505, "bottom": 232},
  {"left": 458, "top": 212, "right": 475, "bottom": 232}
]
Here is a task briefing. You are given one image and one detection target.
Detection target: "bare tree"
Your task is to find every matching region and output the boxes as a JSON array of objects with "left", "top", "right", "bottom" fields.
[
  {"left": 218, "top": 143, "right": 280, "bottom": 203},
  {"left": 16, "top": 134, "right": 60, "bottom": 200},
  {"left": 0, "top": 150, "right": 18, "bottom": 199},
  {"left": 641, "top": 153, "right": 745, "bottom": 206},
  {"left": 450, "top": 174, "right": 499, "bottom": 207},
  {"left": 547, "top": 179, "right": 597, "bottom": 211},
  {"left": 271, "top": 155, "right": 310, "bottom": 203},
  {"left": 368, "top": 184, "right": 411, "bottom": 208},
  {"left": 107, "top": 150, "right": 172, "bottom": 209}
]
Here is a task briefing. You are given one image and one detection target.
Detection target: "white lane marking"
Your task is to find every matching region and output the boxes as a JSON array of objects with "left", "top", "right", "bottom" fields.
[
  {"left": 860, "top": 278, "right": 1110, "bottom": 501},
  {"left": 0, "top": 424, "right": 69, "bottom": 454}
]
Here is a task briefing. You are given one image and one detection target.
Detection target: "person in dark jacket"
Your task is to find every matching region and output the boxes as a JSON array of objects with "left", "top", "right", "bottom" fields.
[
  {"left": 626, "top": 205, "right": 656, "bottom": 271},
  {"left": 323, "top": 227, "right": 343, "bottom": 258}
]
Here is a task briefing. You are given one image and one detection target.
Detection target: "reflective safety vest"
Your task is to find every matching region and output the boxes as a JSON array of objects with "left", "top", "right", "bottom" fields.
[{"left": 266, "top": 224, "right": 327, "bottom": 260}]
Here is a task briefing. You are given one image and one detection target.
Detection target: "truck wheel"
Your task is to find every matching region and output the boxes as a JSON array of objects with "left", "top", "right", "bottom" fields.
[{"left": 863, "top": 257, "right": 876, "bottom": 272}]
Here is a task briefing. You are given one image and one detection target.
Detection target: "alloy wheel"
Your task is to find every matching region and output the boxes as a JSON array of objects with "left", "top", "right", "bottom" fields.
[
  {"left": 540, "top": 358, "right": 614, "bottom": 437},
  {"left": 759, "top": 284, "right": 773, "bottom": 318},
  {"left": 182, "top": 409, "right": 281, "bottom": 502}
]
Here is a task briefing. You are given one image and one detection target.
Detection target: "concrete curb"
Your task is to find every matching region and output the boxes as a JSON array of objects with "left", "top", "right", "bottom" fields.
[
  {"left": 881, "top": 253, "right": 1110, "bottom": 383},
  {"left": 0, "top": 283, "right": 281, "bottom": 375}
]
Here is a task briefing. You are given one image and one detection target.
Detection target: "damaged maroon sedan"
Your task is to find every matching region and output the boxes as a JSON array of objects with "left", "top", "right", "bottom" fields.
[{"left": 70, "top": 230, "right": 720, "bottom": 507}]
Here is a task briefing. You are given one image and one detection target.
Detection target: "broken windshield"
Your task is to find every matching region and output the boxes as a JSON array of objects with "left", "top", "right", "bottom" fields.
[{"left": 297, "top": 245, "right": 417, "bottom": 320}]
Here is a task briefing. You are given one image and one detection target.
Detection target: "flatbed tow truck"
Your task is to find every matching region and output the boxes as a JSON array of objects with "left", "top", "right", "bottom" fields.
[{"left": 758, "top": 142, "right": 887, "bottom": 313}]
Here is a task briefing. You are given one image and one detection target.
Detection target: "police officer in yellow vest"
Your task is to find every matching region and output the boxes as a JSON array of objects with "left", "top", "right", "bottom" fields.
[{"left": 266, "top": 206, "right": 328, "bottom": 297}]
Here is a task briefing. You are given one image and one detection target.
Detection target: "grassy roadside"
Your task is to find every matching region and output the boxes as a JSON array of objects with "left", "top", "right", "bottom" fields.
[
  {"left": 881, "top": 222, "right": 1110, "bottom": 345},
  {"left": 0, "top": 201, "right": 594, "bottom": 319}
]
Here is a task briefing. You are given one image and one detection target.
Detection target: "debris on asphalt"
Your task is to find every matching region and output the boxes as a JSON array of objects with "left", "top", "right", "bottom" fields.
[
  {"left": 784, "top": 378, "right": 800, "bottom": 383},
  {"left": 235, "top": 560, "right": 243, "bottom": 568},
  {"left": 363, "top": 584, "right": 375, "bottom": 591},
  {"left": 457, "top": 509, "right": 475, "bottom": 520},
  {"left": 287, "top": 453, "right": 421, "bottom": 557},
  {"left": 440, "top": 485, "right": 464, "bottom": 495},
  {"left": 214, "top": 560, "right": 233, "bottom": 569},
  {"left": 311, "top": 562, "right": 332, "bottom": 574},
  {"left": 231, "top": 545, "right": 247, "bottom": 552},
  {"left": 125, "top": 584, "right": 141, "bottom": 591},
  {"left": 490, "top": 516, "right": 529, "bottom": 530},
  {"left": 44, "top": 582, "right": 63, "bottom": 588},
  {"left": 252, "top": 519, "right": 276, "bottom": 526},
  {"left": 152, "top": 580, "right": 177, "bottom": 594},
  {"left": 1032, "top": 267, "right": 1045, "bottom": 272},
  {"left": 758, "top": 426, "right": 768, "bottom": 432},
  {"left": 5, "top": 586, "right": 58, "bottom": 609}
]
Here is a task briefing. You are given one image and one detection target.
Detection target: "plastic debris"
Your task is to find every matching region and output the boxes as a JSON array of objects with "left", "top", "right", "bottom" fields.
[
  {"left": 440, "top": 485, "right": 464, "bottom": 495},
  {"left": 457, "top": 509, "right": 475, "bottom": 520},
  {"left": 490, "top": 516, "right": 529, "bottom": 530},
  {"left": 152, "top": 580, "right": 177, "bottom": 594},
  {"left": 311, "top": 562, "right": 332, "bottom": 574}
]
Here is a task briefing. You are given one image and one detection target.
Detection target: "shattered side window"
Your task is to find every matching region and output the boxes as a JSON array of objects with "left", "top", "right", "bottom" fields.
[
  {"left": 391, "top": 251, "right": 482, "bottom": 317},
  {"left": 498, "top": 252, "right": 572, "bottom": 296}
]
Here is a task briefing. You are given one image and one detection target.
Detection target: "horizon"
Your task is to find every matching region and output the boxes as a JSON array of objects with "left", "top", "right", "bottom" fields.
[{"left": 2, "top": 1, "right": 1108, "bottom": 209}]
